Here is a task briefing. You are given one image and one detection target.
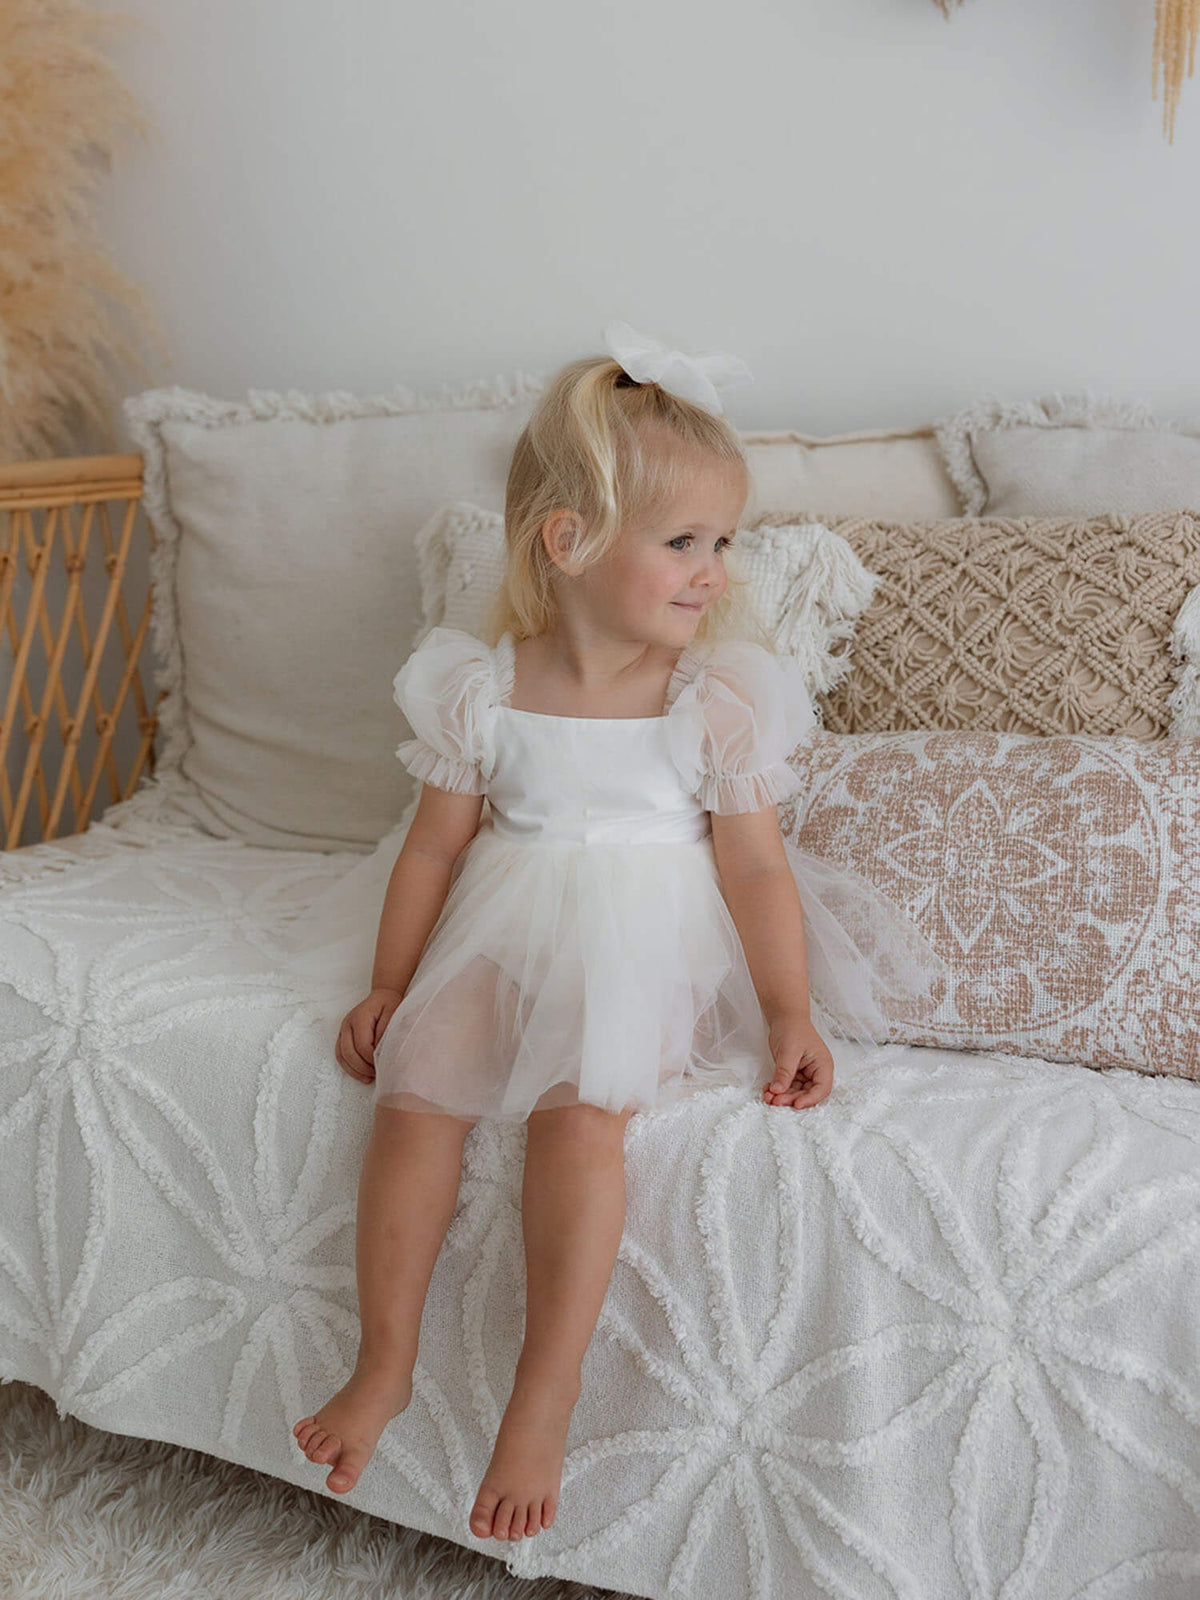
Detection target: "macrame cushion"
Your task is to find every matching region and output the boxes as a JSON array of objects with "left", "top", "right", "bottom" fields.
[
  {"left": 749, "top": 508, "right": 1200, "bottom": 738},
  {"left": 120, "top": 382, "right": 542, "bottom": 853},
  {"left": 934, "top": 393, "right": 1200, "bottom": 517},
  {"left": 780, "top": 730, "right": 1200, "bottom": 1081}
]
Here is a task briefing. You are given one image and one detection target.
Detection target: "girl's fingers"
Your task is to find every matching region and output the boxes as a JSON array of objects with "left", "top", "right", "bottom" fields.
[
  {"left": 341, "top": 1022, "right": 373, "bottom": 1073},
  {"left": 334, "top": 1042, "right": 371, "bottom": 1082}
]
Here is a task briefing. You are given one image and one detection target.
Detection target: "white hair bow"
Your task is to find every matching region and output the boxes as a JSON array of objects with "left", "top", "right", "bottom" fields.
[{"left": 602, "top": 320, "right": 753, "bottom": 417}]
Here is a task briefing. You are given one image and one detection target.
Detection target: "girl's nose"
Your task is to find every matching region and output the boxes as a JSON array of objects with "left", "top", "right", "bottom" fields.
[{"left": 694, "top": 550, "right": 724, "bottom": 587}]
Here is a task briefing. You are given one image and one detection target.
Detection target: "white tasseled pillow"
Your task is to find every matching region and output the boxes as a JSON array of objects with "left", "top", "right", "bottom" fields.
[{"left": 407, "top": 499, "right": 877, "bottom": 706}]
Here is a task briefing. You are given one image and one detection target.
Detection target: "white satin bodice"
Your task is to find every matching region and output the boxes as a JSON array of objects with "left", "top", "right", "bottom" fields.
[{"left": 484, "top": 706, "right": 713, "bottom": 847}]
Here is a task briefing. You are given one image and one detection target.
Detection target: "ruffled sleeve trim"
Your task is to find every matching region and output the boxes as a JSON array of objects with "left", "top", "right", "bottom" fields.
[
  {"left": 664, "top": 643, "right": 707, "bottom": 713},
  {"left": 665, "top": 637, "right": 817, "bottom": 815},
  {"left": 392, "top": 626, "right": 510, "bottom": 795},
  {"left": 696, "top": 760, "right": 806, "bottom": 816},
  {"left": 392, "top": 737, "right": 487, "bottom": 795}
]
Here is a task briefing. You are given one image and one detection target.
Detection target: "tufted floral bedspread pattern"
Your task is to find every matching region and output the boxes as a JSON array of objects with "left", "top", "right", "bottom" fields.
[{"left": 1, "top": 818, "right": 1199, "bottom": 1599}]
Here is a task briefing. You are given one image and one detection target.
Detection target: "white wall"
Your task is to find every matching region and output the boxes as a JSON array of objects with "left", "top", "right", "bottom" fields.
[
  {"left": 13, "top": 0, "right": 1195, "bottom": 848},
  {"left": 92, "top": 0, "right": 1200, "bottom": 439}
]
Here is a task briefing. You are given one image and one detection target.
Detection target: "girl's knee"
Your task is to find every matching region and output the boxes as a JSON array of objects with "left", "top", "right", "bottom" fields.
[
  {"left": 527, "top": 1100, "right": 633, "bottom": 1154},
  {"left": 372, "top": 1103, "right": 478, "bottom": 1141}
]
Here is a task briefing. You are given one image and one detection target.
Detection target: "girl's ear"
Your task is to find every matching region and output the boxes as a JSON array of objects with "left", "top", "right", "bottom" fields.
[{"left": 542, "top": 509, "right": 581, "bottom": 569}]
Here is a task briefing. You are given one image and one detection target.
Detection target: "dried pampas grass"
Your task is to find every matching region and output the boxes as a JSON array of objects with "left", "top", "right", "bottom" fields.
[
  {"left": 0, "top": 1, "right": 167, "bottom": 463},
  {"left": 1153, "top": 0, "right": 1200, "bottom": 142},
  {"left": 932, "top": 0, "right": 1197, "bottom": 144}
]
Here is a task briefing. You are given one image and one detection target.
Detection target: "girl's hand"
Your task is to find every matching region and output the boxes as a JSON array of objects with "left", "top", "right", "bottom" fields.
[
  {"left": 334, "top": 988, "right": 405, "bottom": 1085},
  {"left": 762, "top": 1010, "right": 834, "bottom": 1110}
]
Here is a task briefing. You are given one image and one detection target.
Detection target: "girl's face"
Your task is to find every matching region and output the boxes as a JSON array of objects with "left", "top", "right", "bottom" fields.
[{"left": 591, "top": 456, "right": 748, "bottom": 645}]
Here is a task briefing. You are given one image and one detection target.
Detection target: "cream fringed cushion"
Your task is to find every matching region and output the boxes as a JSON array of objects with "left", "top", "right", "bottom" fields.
[
  {"left": 742, "top": 425, "right": 960, "bottom": 521},
  {"left": 781, "top": 731, "right": 1200, "bottom": 1081},
  {"left": 934, "top": 393, "right": 1200, "bottom": 518},
  {"left": 750, "top": 508, "right": 1200, "bottom": 739},
  {"left": 119, "top": 381, "right": 541, "bottom": 852}
]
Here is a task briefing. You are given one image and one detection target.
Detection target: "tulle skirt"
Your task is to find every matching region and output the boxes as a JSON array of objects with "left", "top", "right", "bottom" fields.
[{"left": 279, "top": 813, "right": 950, "bottom": 1123}]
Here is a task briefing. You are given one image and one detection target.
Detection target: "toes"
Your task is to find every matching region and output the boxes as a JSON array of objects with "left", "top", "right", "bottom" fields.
[
  {"left": 300, "top": 1426, "right": 326, "bottom": 1458},
  {"left": 310, "top": 1430, "right": 340, "bottom": 1464},
  {"left": 494, "top": 1497, "right": 518, "bottom": 1540},
  {"left": 326, "top": 1449, "right": 367, "bottom": 1494},
  {"left": 469, "top": 1488, "right": 556, "bottom": 1541},
  {"left": 469, "top": 1487, "right": 501, "bottom": 1539},
  {"left": 292, "top": 1416, "right": 314, "bottom": 1437}
]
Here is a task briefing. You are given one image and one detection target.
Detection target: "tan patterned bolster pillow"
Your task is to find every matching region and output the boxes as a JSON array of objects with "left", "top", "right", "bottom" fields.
[{"left": 781, "top": 730, "right": 1200, "bottom": 1081}]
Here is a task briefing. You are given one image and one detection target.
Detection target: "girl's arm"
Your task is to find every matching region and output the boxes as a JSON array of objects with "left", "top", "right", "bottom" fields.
[
  {"left": 712, "top": 806, "right": 834, "bottom": 1109},
  {"left": 371, "top": 784, "right": 485, "bottom": 996},
  {"left": 710, "top": 807, "right": 811, "bottom": 1022}
]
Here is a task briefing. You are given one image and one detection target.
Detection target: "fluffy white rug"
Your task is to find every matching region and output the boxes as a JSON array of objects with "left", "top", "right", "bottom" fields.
[{"left": 0, "top": 1380, "right": 636, "bottom": 1600}]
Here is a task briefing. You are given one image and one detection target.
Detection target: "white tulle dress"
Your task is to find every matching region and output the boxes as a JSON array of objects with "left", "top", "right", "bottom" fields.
[{"left": 285, "top": 626, "right": 949, "bottom": 1122}]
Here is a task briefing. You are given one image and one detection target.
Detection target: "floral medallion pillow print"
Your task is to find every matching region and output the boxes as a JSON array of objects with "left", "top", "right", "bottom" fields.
[{"left": 782, "top": 730, "right": 1200, "bottom": 1080}]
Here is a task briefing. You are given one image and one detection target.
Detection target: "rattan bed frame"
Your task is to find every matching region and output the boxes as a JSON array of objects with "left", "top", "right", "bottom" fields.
[{"left": 0, "top": 454, "right": 159, "bottom": 850}]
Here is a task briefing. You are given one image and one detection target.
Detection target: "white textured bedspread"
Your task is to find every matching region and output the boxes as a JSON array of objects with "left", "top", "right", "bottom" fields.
[{"left": 2, "top": 816, "right": 1199, "bottom": 1600}]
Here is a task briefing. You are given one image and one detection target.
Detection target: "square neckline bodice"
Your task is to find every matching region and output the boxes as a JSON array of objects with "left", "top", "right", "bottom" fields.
[{"left": 494, "top": 629, "right": 704, "bottom": 726}]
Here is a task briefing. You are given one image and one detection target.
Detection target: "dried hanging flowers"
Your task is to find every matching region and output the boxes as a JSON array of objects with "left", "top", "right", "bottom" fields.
[
  {"left": 931, "top": 0, "right": 1198, "bottom": 144},
  {"left": 1153, "top": 0, "right": 1199, "bottom": 142},
  {"left": 0, "top": 1, "right": 167, "bottom": 461}
]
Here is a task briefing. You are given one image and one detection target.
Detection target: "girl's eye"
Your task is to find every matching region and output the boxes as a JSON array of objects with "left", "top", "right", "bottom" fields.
[{"left": 668, "top": 535, "right": 733, "bottom": 552}]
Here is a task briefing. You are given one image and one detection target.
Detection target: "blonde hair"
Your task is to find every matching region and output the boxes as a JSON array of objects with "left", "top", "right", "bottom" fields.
[{"left": 480, "top": 354, "right": 775, "bottom": 652}]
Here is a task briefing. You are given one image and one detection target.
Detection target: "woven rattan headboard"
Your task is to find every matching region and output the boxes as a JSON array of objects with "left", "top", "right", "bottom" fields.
[{"left": 0, "top": 454, "right": 161, "bottom": 849}]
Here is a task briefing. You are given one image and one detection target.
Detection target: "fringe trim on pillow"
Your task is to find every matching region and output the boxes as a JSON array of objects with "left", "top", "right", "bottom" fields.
[
  {"left": 932, "top": 390, "right": 1200, "bottom": 516},
  {"left": 737, "top": 520, "right": 881, "bottom": 713},
  {"left": 1166, "top": 581, "right": 1200, "bottom": 738},
  {"left": 122, "top": 376, "right": 545, "bottom": 801},
  {"left": 411, "top": 501, "right": 505, "bottom": 642}
]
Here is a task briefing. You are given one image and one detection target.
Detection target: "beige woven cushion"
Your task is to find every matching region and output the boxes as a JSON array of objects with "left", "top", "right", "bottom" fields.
[
  {"left": 781, "top": 731, "right": 1200, "bottom": 1081},
  {"left": 121, "top": 382, "right": 542, "bottom": 853},
  {"left": 750, "top": 509, "right": 1200, "bottom": 739},
  {"left": 934, "top": 393, "right": 1200, "bottom": 517},
  {"left": 743, "top": 426, "right": 959, "bottom": 521}
]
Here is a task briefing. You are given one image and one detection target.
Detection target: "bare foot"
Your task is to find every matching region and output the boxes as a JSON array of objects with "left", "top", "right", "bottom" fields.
[
  {"left": 468, "top": 1373, "right": 580, "bottom": 1540},
  {"left": 292, "top": 1365, "right": 413, "bottom": 1495}
]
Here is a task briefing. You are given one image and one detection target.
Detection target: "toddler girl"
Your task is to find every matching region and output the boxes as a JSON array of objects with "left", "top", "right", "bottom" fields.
[{"left": 290, "top": 323, "right": 948, "bottom": 1543}]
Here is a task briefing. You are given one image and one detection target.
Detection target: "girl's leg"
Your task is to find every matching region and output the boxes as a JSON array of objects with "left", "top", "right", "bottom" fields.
[
  {"left": 469, "top": 1100, "right": 634, "bottom": 1541},
  {"left": 293, "top": 1102, "right": 476, "bottom": 1494}
]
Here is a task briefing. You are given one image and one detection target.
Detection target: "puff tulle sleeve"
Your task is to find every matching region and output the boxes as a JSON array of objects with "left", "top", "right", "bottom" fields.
[
  {"left": 665, "top": 639, "right": 817, "bottom": 814},
  {"left": 392, "top": 626, "right": 500, "bottom": 795}
]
